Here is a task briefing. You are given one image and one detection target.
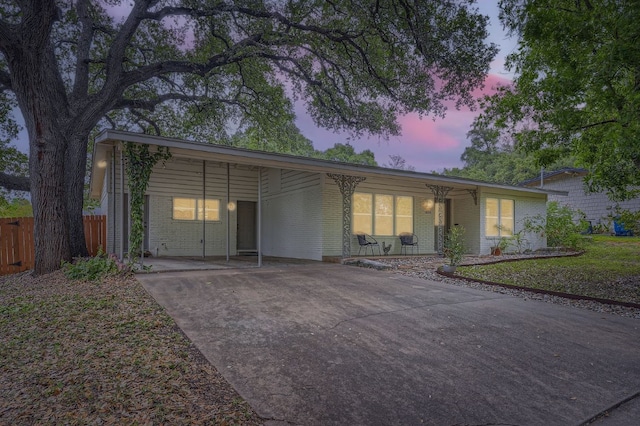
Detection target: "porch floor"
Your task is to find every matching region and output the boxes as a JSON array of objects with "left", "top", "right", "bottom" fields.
[{"left": 135, "top": 255, "right": 319, "bottom": 273}]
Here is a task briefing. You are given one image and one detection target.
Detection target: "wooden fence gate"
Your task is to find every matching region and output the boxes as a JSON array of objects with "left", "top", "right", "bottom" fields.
[{"left": 0, "top": 215, "right": 106, "bottom": 275}]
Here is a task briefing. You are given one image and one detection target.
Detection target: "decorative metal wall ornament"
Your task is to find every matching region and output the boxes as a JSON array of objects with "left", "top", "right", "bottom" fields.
[
  {"left": 327, "top": 173, "right": 366, "bottom": 258},
  {"left": 465, "top": 188, "right": 478, "bottom": 205},
  {"left": 426, "top": 184, "right": 453, "bottom": 255}
]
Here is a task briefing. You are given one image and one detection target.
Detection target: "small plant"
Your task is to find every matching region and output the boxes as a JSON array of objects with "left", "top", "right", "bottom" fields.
[
  {"left": 62, "top": 248, "right": 130, "bottom": 281},
  {"left": 498, "top": 236, "right": 511, "bottom": 252},
  {"left": 509, "top": 229, "right": 530, "bottom": 253},
  {"left": 444, "top": 225, "right": 465, "bottom": 266}
]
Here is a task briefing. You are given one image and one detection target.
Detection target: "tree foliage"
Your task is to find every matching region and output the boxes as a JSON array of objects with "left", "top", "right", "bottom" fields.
[
  {"left": 478, "top": 0, "right": 640, "bottom": 199},
  {"left": 229, "top": 122, "right": 315, "bottom": 156},
  {"left": 0, "top": 0, "right": 496, "bottom": 274},
  {"left": 443, "top": 123, "right": 574, "bottom": 185},
  {"left": 0, "top": 196, "right": 31, "bottom": 217},
  {"left": 0, "top": 91, "right": 27, "bottom": 194},
  {"left": 317, "top": 143, "right": 377, "bottom": 166}
]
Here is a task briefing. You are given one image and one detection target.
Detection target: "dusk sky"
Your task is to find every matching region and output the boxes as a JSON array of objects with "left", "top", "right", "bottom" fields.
[
  {"left": 296, "top": 2, "right": 517, "bottom": 173},
  {"left": 11, "top": 2, "right": 516, "bottom": 173}
]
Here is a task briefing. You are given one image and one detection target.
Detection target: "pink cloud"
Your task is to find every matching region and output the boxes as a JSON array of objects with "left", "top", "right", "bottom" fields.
[
  {"left": 295, "top": 73, "right": 506, "bottom": 172},
  {"left": 472, "top": 73, "right": 513, "bottom": 98},
  {"left": 397, "top": 114, "right": 462, "bottom": 152}
]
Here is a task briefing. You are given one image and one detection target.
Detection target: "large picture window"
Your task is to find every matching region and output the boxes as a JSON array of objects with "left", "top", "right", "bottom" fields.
[
  {"left": 485, "top": 198, "right": 514, "bottom": 236},
  {"left": 353, "top": 193, "right": 413, "bottom": 236},
  {"left": 353, "top": 193, "right": 373, "bottom": 234},
  {"left": 173, "top": 198, "right": 220, "bottom": 221},
  {"left": 375, "top": 194, "right": 394, "bottom": 235}
]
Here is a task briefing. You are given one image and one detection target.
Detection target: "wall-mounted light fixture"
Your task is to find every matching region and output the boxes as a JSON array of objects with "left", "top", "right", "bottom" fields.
[
  {"left": 227, "top": 201, "right": 237, "bottom": 211},
  {"left": 421, "top": 199, "right": 434, "bottom": 214}
]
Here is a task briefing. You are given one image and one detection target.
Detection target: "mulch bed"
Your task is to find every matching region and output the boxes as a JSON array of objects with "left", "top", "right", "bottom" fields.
[{"left": 0, "top": 271, "right": 262, "bottom": 425}]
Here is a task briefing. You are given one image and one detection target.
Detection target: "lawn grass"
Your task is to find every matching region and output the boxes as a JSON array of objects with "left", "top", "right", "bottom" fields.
[
  {"left": 457, "top": 235, "right": 640, "bottom": 304},
  {"left": 0, "top": 270, "right": 261, "bottom": 425}
]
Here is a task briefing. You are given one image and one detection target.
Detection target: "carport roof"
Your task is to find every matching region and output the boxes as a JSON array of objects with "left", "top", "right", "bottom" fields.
[{"left": 90, "top": 129, "right": 567, "bottom": 199}]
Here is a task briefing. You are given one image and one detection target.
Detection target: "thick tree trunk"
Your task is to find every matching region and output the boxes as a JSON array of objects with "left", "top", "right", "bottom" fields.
[
  {"left": 4, "top": 3, "right": 73, "bottom": 275},
  {"left": 29, "top": 134, "right": 71, "bottom": 275},
  {"left": 66, "top": 135, "right": 89, "bottom": 258}
]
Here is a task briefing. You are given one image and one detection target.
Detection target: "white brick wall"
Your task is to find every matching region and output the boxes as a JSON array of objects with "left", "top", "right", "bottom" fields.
[
  {"left": 262, "top": 174, "right": 323, "bottom": 260},
  {"left": 100, "top": 148, "right": 552, "bottom": 259},
  {"left": 322, "top": 177, "right": 453, "bottom": 257},
  {"left": 148, "top": 195, "right": 233, "bottom": 257},
  {"left": 479, "top": 190, "right": 547, "bottom": 254},
  {"left": 322, "top": 180, "right": 343, "bottom": 257},
  {"left": 105, "top": 154, "right": 258, "bottom": 257}
]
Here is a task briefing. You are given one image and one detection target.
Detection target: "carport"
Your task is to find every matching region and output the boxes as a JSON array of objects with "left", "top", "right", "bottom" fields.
[{"left": 138, "top": 263, "right": 640, "bottom": 425}]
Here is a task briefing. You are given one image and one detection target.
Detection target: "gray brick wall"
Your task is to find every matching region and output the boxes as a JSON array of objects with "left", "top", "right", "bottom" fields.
[{"left": 544, "top": 176, "right": 640, "bottom": 227}]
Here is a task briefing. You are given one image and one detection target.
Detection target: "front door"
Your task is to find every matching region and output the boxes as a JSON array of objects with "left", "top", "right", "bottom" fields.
[{"left": 236, "top": 201, "right": 257, "bottom": 253}]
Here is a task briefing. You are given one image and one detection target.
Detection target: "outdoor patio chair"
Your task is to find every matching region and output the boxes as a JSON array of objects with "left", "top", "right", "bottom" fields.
[
  {"left": 356, "top": 234, "right": 381, "bottom": 256},
  {"left": 399, "top": 233, "right": 419, "bottom": 255}
]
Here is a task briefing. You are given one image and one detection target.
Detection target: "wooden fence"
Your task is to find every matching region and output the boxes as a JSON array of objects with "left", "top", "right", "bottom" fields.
[{"left": 0, "top": 215, "right": 106, "bottom": 275}]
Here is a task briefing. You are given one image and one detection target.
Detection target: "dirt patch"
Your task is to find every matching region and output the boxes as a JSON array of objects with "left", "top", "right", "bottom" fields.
[{"left": 0, "top": 271, "right": 262, "bottom": 425}]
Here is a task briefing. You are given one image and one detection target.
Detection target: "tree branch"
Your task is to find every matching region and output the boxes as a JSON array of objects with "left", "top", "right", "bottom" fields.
[
  {"left": 130, "top": 109, "right": 161, "bottom": 135},
  {"left": 0, "top": 172, "right": 30, "bottom": 192},
  {"left": 117, "top": 34, "right": 264, "bottom": 88},
  {"left": 115, "top": 92, "right": 250, "bottom": 113},
  {"left": 115, "top": 93, "right": 201, "bottom": 110},
  {"left": 103, "top": 0, "right": 154, "bottom": 93},
  {"left": 577, "top": 119, "right": 619, "bottom": 131},
  {"left": 70, "top": 0, "right": 95, "bottom": 102}
]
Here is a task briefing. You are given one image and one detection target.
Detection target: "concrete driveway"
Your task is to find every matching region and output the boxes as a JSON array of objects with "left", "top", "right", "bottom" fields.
[{"left": 137, "top": 263, "right": 640, "bottom": 425}]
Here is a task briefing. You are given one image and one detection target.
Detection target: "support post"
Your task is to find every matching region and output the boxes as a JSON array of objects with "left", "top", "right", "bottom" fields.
[
  {"left": 111, "top": 148, "right": 116, "bottom": 254},
  {"left": 257, "top": 167, "right": 262, "bottom": 267},
  {"left": 202, "top": 160, "right": 206, "bottom": 258},
  {"left": 119, "top": 144, "right": 125, "bottom": 261},
  {"left": 226, "top": 163, "right": 230, "bottom": 263},
  {"left": 327, "top": 173, "right": 366, "bottom": 258},
  {"left": 426, "top": 184, "right": 453, "bottom": 255}
]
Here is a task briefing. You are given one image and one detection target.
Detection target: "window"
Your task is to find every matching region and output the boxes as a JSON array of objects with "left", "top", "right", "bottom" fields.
[
  {"left": 395, "top": 196, "right": 413, "bottom": 234},
  {"left": 198, "top": 199, "right": 220, "bottom": 221},
  {"left": 375, "top": 194, "right": 393, "bottom": 235},
  {"left": 353, "top": 192, "right": 413, "bottom": 236},
  {"left": 485, "top": 198, "right": 514, "bottom": 236},
  {"left": 173, "top": 198, "right": 196, "bottom": 220},
  {"left": 173, "top": 198, "right": 220, "bottom": 221},
  {"left": 353, "top": 193, "right": 372, "bottom": 234}
]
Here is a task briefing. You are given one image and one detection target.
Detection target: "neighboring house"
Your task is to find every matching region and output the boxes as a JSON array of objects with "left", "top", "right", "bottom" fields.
[
  {"left": 89, "top": 130, "right": 562, "bottom": 261},
  {"left": 520, "top": 168, "right": 640, "bottom": 229}
]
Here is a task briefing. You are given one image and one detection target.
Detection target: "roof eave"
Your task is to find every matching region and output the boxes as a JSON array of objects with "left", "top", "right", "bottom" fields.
[{"left": 91, "top": 129, "right": 562, "bottom": 197}]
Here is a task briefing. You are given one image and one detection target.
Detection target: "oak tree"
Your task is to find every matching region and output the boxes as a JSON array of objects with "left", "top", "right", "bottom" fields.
[
  {"left": 478, "top": 0, "right": 640, "bottom": 199},
  {"left": 0, "top": 0, "right": 496, "bottom": 274}
]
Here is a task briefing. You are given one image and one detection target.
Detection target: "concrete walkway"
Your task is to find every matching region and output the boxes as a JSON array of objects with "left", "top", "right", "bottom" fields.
[{"left": 137, "top": 263, "right": 640, "bottom": 425}]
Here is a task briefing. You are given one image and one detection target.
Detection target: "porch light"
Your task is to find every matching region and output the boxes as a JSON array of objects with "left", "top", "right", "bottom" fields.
[
  {"left": 96, "top": 159, "right": 107, "bottom": 168},
  {"left": 421, "top": 199, "right": 434, "bottom": 214},
  {"left": 227, "top": 201, "right": 236, "bottom": 211}
]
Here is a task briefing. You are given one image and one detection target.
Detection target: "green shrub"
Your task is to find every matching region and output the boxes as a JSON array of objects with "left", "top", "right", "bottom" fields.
[
  {"left": 444, "top": 225, "right": 465, "bottom": 266},
  {"left": 523, "top": 201, "right": 590, "bottom": 250},
  {"left": 62, "top": 249, "right": 127, "bottom": 281},
  {"left": 609, "top": 206, "right": 640, "bottom": 235}
]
